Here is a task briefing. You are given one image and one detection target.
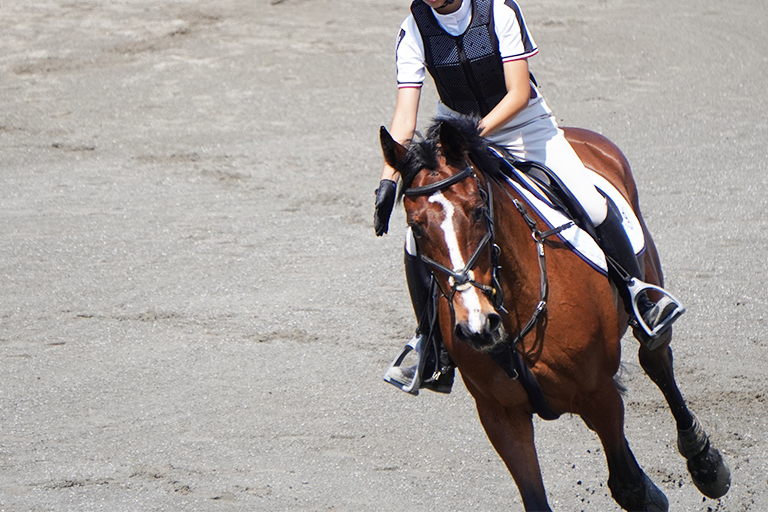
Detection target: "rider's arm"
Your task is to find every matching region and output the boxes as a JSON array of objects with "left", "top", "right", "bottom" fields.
[
  {"left": 478, "top": 59, "right": 531, "bottom": 137},
  {"left": 380, "top": 86, "right": 422, "bottom": 181}
]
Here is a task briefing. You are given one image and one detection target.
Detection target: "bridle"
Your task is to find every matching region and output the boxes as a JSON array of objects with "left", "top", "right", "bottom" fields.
[
  {"left": 403, "top": 158, "right": 575, "bottom": 348},
  {"left": 404, "top": 164, "right": 504, "bottom": 310}
]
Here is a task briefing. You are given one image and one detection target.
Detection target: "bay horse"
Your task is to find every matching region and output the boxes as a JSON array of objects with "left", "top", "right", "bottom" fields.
[{"left": 380, "top": 117, "right": 730, "bottom": 511}]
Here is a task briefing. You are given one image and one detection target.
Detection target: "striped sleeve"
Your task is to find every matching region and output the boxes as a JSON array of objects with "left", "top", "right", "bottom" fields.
[
  {"left": 396, "top": 17, "right": 426, "bottom": 88},
  {"left": 495, "top": 0, "right": 538, "bottom": 62}
]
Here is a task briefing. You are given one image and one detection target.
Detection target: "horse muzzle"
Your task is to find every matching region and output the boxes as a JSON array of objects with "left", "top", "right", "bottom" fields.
[{"left": 454, "top": 310, "right": 506, "bottom": 351}]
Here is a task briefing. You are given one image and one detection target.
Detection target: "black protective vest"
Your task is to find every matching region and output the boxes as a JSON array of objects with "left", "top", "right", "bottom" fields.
[{"left": 411, "top": 0, "right": 507, "bottom": 118}]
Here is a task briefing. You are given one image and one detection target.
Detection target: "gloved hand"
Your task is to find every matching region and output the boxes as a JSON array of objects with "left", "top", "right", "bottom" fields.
[{"left": 374, "top": 179, "right": 397, "bottom": 236}]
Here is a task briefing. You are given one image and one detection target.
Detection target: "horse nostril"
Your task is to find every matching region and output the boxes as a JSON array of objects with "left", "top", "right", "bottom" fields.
[{"left": 486, "top": 313, "right": 501, "bottom": 334}]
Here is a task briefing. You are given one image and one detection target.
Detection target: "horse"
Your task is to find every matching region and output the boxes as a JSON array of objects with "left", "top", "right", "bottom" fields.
[{"left": 379, "top": 117, "right": 730, "bottom": 511}]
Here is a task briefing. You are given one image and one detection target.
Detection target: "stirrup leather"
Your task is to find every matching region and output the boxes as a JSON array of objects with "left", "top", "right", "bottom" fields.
[
  {"left": 627, "top": 278, "right": 686, "bottom": 339},
  {"left": 383, "top": 334, "right": 428, "bottom": 395}
]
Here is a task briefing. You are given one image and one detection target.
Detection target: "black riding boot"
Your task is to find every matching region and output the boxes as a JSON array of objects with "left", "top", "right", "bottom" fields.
[
  {"left": 405, "top": 251, "right": 454, "bottom": 393},
  {"left": 594, "top": 199, "right": 680, "bottom": 347},
  {"left": 383, "top": 251, "right": 454, "bottom": 394}
]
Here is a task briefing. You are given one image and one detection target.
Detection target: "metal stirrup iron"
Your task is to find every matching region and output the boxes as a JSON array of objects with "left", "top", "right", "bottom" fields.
[
  {"left": 383, "top": 334, "right": 429, "bottom": 395},
  {"left": 628, "top": 278, "right": 686, "bottom": 340}
]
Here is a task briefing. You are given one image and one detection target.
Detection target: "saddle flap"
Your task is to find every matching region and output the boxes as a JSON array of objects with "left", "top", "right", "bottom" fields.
[{"left": 491, "top": 148, "right": 645, "bottom": 275}]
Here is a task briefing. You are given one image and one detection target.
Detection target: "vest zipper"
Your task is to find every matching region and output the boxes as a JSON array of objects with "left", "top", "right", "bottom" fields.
[{"left": 456, "top": 36, "right": 491, "bottom": 117}]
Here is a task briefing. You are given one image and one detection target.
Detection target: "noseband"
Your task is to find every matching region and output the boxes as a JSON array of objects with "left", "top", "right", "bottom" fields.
[{"left": 404, "top": 165, "right": 504, "bottom": 310}]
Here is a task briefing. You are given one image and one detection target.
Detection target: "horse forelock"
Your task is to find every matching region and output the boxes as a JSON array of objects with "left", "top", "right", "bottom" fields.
[
  {"left": 397, "top": 116, "right": 497, "bottom": 201},
  {"left": 396, "top": 136, "right": 438, "bottom": 197}
]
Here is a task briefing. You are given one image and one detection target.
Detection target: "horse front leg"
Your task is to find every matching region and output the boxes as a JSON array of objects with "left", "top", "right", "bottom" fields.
[
  {"left": 638, "top": 342, "right": 731, "bottom": 499},
  {"left": 580, "top": 381, "right": 669, "bottom": 511},
  {"left": 469, "top": 386, "right": 551, "bottom": 512}
]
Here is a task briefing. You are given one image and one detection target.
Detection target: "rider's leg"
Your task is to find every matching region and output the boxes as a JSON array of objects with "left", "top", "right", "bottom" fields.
[
  {"left": 404, "top": 249, "right": 454, "bottom": 393},
  {"left": 404, "top": 237, "right": 431, "bottom": 330},
  {"left": 383, "top": 229, "right": 454, "bottom": 394},
  {"left": 593, "top": 198, "right": 680, "bottom": 344},
  {"left": 490, "top": 112, "right": 682, "bottom": 346},
  {"left": 544, "top": 134, "right": 681, "bottom": 343}
]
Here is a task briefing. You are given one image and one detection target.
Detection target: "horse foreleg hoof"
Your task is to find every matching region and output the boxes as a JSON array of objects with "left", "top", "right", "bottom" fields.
[
  {"left": 609, "top": 474, "right": 668, "bottom": 512},
  {"left": 678, "top": 415, "right": 731, "bottom": 499},
  {"left": 640, "top": 474, "right": 669, "bottom": 512},
  {"left": 686, "top": 445, "right": 731, "bottom": 499}
]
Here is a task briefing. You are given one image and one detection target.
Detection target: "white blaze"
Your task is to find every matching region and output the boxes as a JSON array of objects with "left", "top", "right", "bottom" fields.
[{"left": 429, "top": 192, "right": 484, "bottom": 333}]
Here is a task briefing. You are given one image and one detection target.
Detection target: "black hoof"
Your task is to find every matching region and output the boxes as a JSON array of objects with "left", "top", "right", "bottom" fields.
[
  {"left": 677, "top": 415, "right": 731, "bottom": 499},
  {"left": 609, "top": 473, "right": 669, "bottom": 512},
  {"left": 687, "top": 444, "right": 731, "bottom": 499}
]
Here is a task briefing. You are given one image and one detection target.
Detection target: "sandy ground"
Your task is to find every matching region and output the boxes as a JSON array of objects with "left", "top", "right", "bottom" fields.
[{"left": 1, "top": 0, "right": 766, "bottom": 510}]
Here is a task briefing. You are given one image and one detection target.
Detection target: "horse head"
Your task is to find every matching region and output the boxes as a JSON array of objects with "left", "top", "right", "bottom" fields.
[{"left": 380, "top": 119, "right": 505, "bottom": 351}]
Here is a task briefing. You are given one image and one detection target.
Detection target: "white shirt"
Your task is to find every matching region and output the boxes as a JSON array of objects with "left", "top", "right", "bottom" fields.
[{"left": 396, "top": 0, "right": 538, "bottom": 88}]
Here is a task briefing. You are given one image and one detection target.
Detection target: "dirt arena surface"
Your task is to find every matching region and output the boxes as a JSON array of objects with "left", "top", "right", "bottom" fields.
[{"left": 1, "top": 0, "right": 766, "bottom": 510}]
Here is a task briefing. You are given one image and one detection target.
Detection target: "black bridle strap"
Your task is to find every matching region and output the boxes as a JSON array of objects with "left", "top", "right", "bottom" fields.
[
  {"left": 505, "top": 195, "right": 574, "bottom": 347},
  {"left": 404, "top": 166, "right": 474, "bottom": 197},
  {"left": 487, "top": 343, "right": 561, "bottom": 420},
  {"left": 405, "top": 164, "right": 502, "bottom": 303},
  {"left": 485, "top": 178, "right": 573, "bottom": 421},
  {"left": 419, "top": 231, "right": 496, "bottom": 297}
]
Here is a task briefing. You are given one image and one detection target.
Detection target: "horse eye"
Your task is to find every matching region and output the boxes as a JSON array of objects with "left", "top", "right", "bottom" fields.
[
  {"left": 472, "top": 206, "right": 486, "bottom": 223},
  {"left": 409, "top": 223, "right": 425, "bottom": 239}
]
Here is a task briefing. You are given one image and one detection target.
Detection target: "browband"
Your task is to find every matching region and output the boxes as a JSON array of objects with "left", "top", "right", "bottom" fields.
[{"left": 403, "top": 166, "right": 474, "bottom": 197}]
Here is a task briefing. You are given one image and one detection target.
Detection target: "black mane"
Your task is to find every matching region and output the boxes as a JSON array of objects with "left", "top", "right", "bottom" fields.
[{"left": 397, "top": 115, "right": 498, "bottom": 198}]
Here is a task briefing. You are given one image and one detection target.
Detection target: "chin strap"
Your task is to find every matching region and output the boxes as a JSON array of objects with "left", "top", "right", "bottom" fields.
[{"left": 436, "top": 0, "right": 456, "bottom": 10}]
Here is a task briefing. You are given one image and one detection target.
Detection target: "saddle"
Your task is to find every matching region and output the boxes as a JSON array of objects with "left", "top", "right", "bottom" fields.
[
  {"left": 489, "top": 145, "right": 642, "bottom": 271},
  {"left": 490, "top": 144, "right": 596, "bottom": 237},
  {"left": 490, "top": 147, "right": 684, "bottom": 340}
]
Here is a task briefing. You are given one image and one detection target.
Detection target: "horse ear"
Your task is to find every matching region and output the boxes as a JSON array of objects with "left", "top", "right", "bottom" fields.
[
  {"left": 380, "top": 126, "right": 407, "bottom": 169},
  {"left": 439, "top": 121, "right": 467, "bottom": 163}
]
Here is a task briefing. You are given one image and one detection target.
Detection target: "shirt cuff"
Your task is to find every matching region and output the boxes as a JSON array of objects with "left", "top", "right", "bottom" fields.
[
  {"left": 397, "top": 82, "right": 424, "bottom": 89},
  {"left": 502, "top": 48, "right": 539, "bottom": 63}
]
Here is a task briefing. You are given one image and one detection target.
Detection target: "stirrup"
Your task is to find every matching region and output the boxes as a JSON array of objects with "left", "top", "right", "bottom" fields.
[
  {"left": 383, "top": 334, "right": 428, "bottom": 395},
  {"left": 628, "top": 279, "right": 686, "bottom": 342}
]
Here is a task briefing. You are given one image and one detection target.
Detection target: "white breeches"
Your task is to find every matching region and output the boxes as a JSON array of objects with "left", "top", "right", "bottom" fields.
[{"left": 438, "top": 96, "right": 609, "bottom": 227}]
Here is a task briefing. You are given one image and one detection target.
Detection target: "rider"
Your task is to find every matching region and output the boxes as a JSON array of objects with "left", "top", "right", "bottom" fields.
[{"left": 375, "top": 0, "right": 684, "bottom": 393}]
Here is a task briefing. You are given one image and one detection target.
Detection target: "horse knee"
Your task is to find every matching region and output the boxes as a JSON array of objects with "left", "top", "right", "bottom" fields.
[{"left": 638, "top": 344, "right": 672, "bottom": 378}]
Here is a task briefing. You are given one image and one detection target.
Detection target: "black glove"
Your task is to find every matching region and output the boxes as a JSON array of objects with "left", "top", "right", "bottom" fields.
[{"left": 374, "top": 179, "right": 397, "bottom": 236}]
